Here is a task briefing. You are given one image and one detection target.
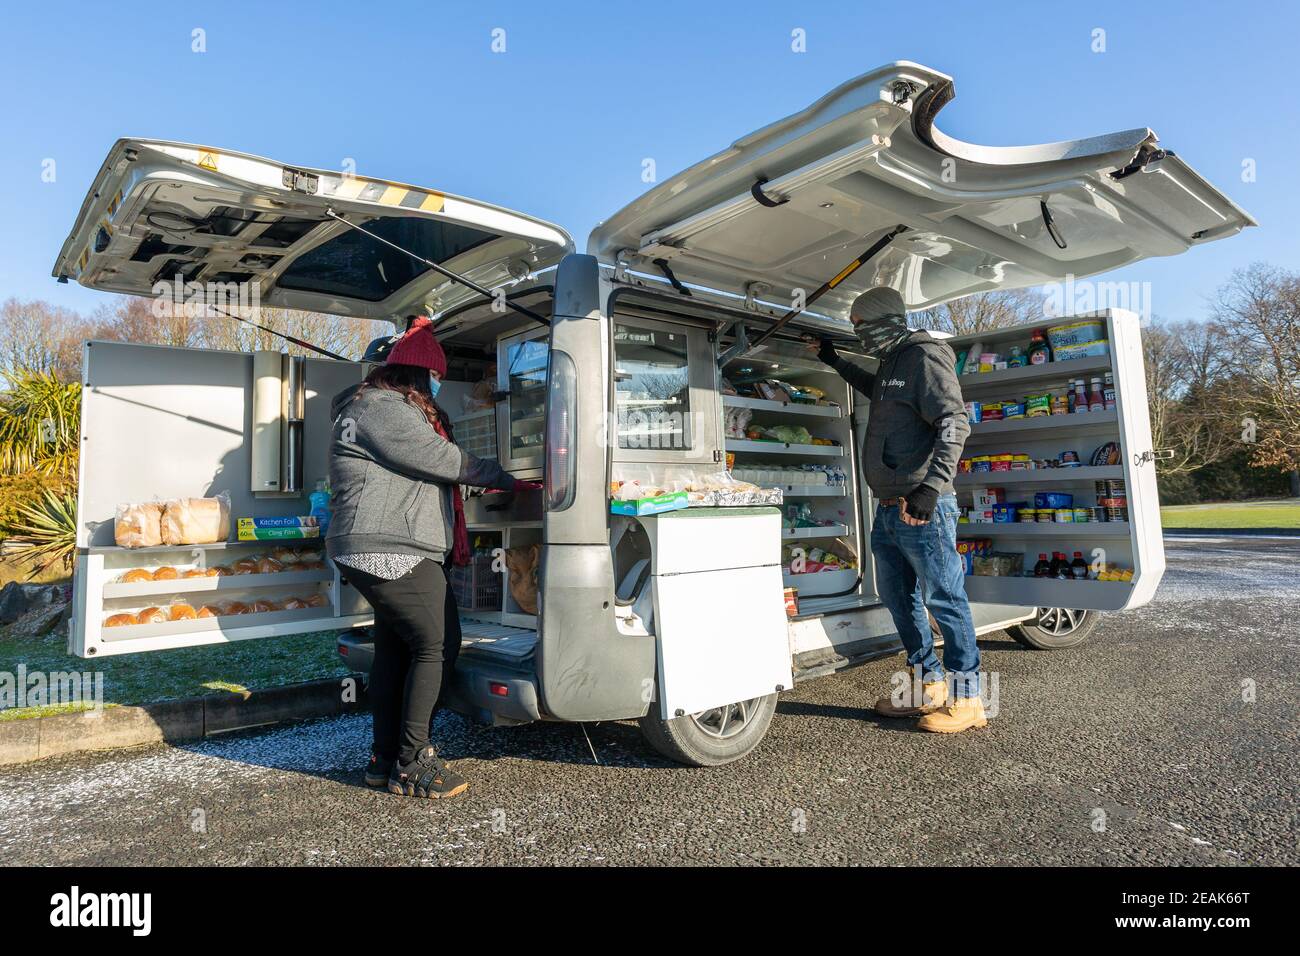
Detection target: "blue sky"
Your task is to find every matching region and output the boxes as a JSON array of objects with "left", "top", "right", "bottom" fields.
[{"left": 0, "top": 0, "right": 1290, "bottom": 321}]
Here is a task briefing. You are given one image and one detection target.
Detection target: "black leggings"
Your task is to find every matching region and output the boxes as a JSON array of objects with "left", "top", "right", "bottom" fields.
[{"left": 345, "top": 559, "right": 462, "bottom": 765}]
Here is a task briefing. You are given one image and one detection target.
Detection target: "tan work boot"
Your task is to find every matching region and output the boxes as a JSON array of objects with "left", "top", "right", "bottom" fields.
[
  {"left": 917, "top": 695, "right": 988, "bottom": 733},
  {"left": 874, "top": 669, "right": 948, "bottom": 718}
]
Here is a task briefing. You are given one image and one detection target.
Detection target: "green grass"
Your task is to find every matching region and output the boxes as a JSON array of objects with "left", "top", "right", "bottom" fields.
[
  {"left": 0, "top": 627, "right": 352, "bottom": 721},
  {"left": 1161, "top": 498, "right": 1300, "bottom": 530}
]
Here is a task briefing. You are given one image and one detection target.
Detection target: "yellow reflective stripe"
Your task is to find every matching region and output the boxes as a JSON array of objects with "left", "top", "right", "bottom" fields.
[
  {"left": 377, "top": 186, "right": 408, "bottom": 206},
  {"left": 332, "top": 176, "right": 366, "bottom": 199},
  {"left": 419, "top": 192, "right": 445, "bottom": 212}
]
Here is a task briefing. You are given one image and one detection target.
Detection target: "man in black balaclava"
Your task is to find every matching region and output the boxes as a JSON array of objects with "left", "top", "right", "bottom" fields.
[{"left": 811, "top": 287, "right": 987, "bottom": 733}]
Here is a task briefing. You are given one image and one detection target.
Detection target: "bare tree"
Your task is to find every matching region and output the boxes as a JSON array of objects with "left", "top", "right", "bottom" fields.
[
  {"left": 1142, "top": 318, "right": 1233, "bottom": 475},
  {"left": 917, "top": 288, "right": 1039, "bottom": 335},
  {"left": 1211, "top": 263, "right": 1300, "bottom": 491}
]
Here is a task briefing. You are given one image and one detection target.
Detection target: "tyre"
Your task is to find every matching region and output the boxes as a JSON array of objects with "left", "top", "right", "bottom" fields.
[
  {"left": 1008, "top": 607, "right": 1098, "bottom": 650},
  {"left": 637, "top": 693, "right": 778, "bottom": 767}
]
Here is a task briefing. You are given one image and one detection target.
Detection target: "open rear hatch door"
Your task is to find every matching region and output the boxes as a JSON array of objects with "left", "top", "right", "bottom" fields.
[
  {"left": 589, "top": 61, "right": 1255, "bottom": 319},
  {"left": 54, "top": 139, "right": 574, "bottom": 321}
]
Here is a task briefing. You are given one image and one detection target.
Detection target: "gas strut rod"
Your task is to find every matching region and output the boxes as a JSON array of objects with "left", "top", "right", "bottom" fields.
[
  {"left": 208, "top": 304, "right": 350, "bottom": 361},
  {"left": 744, "top": 224, "right": 908, "bottom": 353},
  {"left": 324, "top": 208, "right": 551, "bottom": 327}
]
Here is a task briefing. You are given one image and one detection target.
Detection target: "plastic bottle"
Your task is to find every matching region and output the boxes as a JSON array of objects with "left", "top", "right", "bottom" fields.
[
  {"left": 1071, "top": 551, "right": 1088, "bottom": 579},
  {"left": 1103, "top": 372, "right": 1116, "bottom": 411},
  {"left": 1008, "top": 345, "right": 1027, "bottom": 368},
  {"left": 1033, "top": 553, "right": 1051, "bottom": 577},
  {"left": 309, "top": 479, "right": 332, "bottom": 534},
  {"left": 1073, "top": 378, "right": 1089, "bottom": 414},
  {"left": 1088, "top": 377, "right": 1105, "bottom": 412},
  {"left": 1027, "top": 329, "right": 1053, "bottom": 365}
]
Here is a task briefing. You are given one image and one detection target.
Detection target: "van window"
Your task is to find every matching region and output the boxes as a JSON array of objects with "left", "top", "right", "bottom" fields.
[
  {"left": 278, "top": 216, "right": 496, "bottom": 301},
  {"left": 613, "top": 322, "right": 693, "bottom": 451}
]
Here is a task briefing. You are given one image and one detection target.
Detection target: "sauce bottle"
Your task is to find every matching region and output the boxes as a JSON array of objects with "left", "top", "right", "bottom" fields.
[
  {"left": 1073, "top": 378, "right": 1089, "bottom": 414},
  {"left": 1034, "top": 553, "right": 1051, "bottom": 577},
  {"left": 1071, "top": 551, "right": 1089, "bottom": 579},
  {"left": 1103, "top": 372, "right": 1116, "bottom": 411},
  {"left": 1088, "top": 377, "right": 1105, "bottom": 412}
]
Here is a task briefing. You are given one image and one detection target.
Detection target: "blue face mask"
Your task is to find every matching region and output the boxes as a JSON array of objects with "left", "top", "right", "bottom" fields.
[{"left": 428, "top": 373, "right": 441, "bottom": 398}]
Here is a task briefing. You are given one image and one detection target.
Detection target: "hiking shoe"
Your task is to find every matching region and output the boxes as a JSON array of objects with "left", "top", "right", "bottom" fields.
[
  {"left": 874, "top": 668, "right": 948, "bottom": 717},
  {"left": 364, "top": 753, "right": 394, "bottom": 788},
  {"left": 388, "top": 746, "right": 469, "bottom": 799},
  {"left": 917, "top": 695, "right": 989, "bottom": 733}
]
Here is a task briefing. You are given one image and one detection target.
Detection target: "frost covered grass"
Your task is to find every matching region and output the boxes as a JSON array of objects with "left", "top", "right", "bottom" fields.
[{"left": 0, "top": 628, "right": 351, "bottom": 720}]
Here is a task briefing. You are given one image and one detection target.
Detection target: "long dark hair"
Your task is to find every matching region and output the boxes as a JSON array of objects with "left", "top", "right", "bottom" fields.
[{"left": 357, "top": 363, "right": 454, "bottom": 438}]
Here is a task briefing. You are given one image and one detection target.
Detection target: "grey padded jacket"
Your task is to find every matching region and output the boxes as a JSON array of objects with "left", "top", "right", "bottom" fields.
[{"left": 325, "top": 386, "right": 515, "bottom": 564}]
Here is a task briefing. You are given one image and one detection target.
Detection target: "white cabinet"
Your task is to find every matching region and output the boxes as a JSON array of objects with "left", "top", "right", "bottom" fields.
[
  {"left": 640, "top": 509, "right": 792, "bottom": 718},
  {"left": 948, "top": 310, "right": 1163, "bottom": 612}
]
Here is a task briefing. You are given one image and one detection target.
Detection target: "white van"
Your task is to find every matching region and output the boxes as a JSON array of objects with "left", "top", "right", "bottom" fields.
[{"left": 55, "top": 62, "right": 1253, "bottom": 766}]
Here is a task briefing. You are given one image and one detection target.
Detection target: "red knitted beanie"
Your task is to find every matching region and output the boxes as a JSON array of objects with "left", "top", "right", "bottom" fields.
[{"left": 385, "top": 316, "right": 447, "bottom": 377}]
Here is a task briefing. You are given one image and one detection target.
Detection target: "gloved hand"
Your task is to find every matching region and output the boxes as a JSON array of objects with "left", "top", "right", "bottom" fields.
[
  {"left": 903, "top": 485, "right": 939, "bottom": 523},
  {"left": 816, "top": 337, "right": 840, "bottom": 367}
]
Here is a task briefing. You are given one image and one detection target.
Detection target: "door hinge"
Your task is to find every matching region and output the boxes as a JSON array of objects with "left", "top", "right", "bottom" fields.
[
  {"left": 713, "top": 449, "right": 724, "bottom": 463},
  {"left": 282, "top": 166, "right": 320, "bottom": 194}
]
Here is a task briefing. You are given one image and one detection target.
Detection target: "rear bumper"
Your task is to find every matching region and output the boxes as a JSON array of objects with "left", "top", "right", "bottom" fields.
[{"left": 336, "top": 632, "right": 542, "bottom": 727}]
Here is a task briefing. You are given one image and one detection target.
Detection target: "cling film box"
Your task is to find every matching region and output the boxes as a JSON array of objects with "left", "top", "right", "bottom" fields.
[
  {"left": 237, "top": 516, "right": 321, "bottom": 541},
  {"left": 609, "top": 491, "right": 689, "bottom": 517}
]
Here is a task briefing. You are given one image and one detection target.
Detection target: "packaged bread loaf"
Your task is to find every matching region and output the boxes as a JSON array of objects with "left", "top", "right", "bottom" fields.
[
  {"left": 104, "top": 612, "right": 140, "bottom": 627},
  {"left": 160, "top": 494, "right": 230, "bottom": 545},
  {"left": 114, "top": 501, "right": 164, "bottom": 548}
]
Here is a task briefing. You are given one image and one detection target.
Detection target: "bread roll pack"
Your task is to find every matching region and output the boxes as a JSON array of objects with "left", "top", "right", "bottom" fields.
[
  {"left": 114, "top": 501, "right": 164, "bottom": 548},
  {"left": 160, "top": 494, "right": 231, "bottom": 546},
  {"left": 114, "top": 493, "right": 231, "bottom": 548}
]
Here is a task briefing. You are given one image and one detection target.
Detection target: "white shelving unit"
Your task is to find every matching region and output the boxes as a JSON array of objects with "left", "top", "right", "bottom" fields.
[
  {"left": 954, "top": 466, "right": 1123, "bottom": 487},
  {"left": 723, "top": 395, "right": 843, "bottom": 419},
  {"left": 783, "top": 524, "right": 850, "bottom": 540},
  {"left": 725, "top": 438, "right": 844, "bottom": 457},
  {"left": 947, "top": 311, "right": 1163, "bottom": 613},
  {"left": 958, "top": 522, "right": 1131, "bottom": 538},
  {"left": 722, "top": 366, "right": 863, "bottom": 613}
]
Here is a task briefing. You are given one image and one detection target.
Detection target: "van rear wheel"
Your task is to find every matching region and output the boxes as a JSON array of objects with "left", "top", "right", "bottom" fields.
[
  {"left": 1008, "top": 607, "right": 1097, "bottom": 650},
  {"left": 637, "top": 693, "right": 778, "bottom": 767}
]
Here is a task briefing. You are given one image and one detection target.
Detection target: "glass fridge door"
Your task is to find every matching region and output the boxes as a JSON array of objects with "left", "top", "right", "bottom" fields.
[{"left": 497, "top": 328, "right": 548, "bottom": 472}]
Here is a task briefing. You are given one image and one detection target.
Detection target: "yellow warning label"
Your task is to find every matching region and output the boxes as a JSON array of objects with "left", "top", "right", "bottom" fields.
[{"left": 197, "top": 150, "right": 219, "bottom": 171}]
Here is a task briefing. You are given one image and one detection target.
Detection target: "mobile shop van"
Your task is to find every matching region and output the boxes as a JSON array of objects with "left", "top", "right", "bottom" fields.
[{"left": 56, "top": 63, "right": 1253, "bottom": 766}]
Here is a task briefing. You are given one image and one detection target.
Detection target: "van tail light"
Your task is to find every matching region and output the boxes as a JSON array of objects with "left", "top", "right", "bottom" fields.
[{"left": 545, "top": 349, "right": 577, "bottom": 511}]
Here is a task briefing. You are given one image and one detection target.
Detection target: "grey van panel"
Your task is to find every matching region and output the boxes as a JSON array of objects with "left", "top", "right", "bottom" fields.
[{"left": 537, "top": 254, "right": 656, "bottom": 721}]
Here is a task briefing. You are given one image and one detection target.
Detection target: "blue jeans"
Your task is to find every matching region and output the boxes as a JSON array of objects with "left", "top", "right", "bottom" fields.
[{"left": 871, "top": 494, "right": 980, "bottom": 698}]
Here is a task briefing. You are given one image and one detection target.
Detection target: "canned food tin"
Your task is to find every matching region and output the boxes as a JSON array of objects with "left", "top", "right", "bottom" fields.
[{"left": 1055, "top": 508, "right": 1075, "bottom": 523}]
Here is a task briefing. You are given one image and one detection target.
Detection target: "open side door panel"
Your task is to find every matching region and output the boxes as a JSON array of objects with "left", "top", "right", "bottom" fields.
[
  {"left": 947, "top": 309, "right": 1163, "bottom": 613},
  {"left": 589, "top": 61, "right": 1254, "bottom": 318}
]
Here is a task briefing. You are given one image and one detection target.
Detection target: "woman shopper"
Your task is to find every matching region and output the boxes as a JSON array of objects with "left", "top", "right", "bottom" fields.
[{"left": 327, "top": 316, "right": 535, "bottom": 798}]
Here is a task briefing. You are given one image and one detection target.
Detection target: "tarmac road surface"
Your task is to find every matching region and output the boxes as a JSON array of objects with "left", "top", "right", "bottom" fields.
[{"left": 2, "top": 536, "right": 1296, "bottom": 866}]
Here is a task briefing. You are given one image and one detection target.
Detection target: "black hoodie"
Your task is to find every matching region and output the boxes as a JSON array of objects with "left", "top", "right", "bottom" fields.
[{"left": 825, "top": 331, "right": 970, "bottom": 499}]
